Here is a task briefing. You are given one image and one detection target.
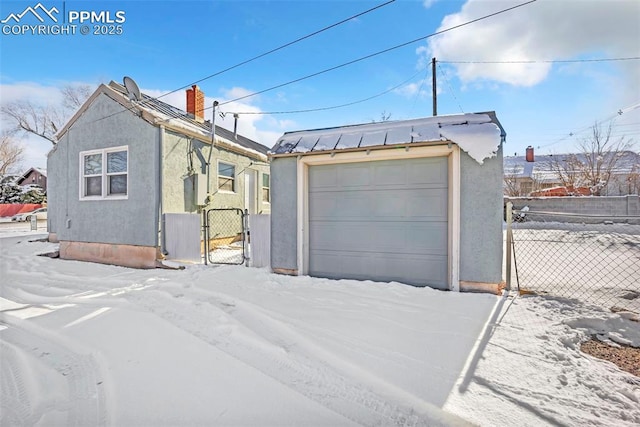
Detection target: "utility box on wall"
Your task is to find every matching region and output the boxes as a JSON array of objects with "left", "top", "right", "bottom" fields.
[
  {"left": 184, "top": 173, "right": 209, "bottom": 209},
  {"left": 194, "top": 173, "right": 208, "bottom": 205}
]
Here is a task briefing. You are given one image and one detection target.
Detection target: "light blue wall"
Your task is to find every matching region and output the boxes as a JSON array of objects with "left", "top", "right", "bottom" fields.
[
  {"left": 459, "top": 146, "right": 504, "bottom": 283},
  {"left": 270, "top": 145, "right": 504, "bottom": 285},
  {"left": 48, "top": 94, "right": 160, "bottom": 247},
  {"left": 270, "top": 157, "right": 298, "bottom": 270}
]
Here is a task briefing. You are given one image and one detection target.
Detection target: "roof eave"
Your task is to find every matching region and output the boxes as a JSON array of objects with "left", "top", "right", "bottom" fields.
[{"left": 270, "top": 139, "right": 452, "bottom": 159}]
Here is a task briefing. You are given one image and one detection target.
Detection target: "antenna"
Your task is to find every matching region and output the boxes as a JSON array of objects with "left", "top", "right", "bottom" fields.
[{"left": 123, "top": 76, "right": 142, "bottom": 102}]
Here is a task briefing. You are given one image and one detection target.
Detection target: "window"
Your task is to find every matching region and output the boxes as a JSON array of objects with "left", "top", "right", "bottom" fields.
[
  {"left": 218, "top": 161, "right": 235, "bottom": 192},
  {"left": 80, "top": 146, "right": 128, "bottom": 199},
  {"left": 262, "top": 173, "right": 270, "bottom": 202}
]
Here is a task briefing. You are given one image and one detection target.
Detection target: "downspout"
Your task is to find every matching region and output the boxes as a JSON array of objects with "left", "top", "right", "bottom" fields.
[
  {"left": 206, "top": 100, "right": 219, "bottom": 202},
  {"left": 158, "top": 125, "right": 165, "bottom": 255}
]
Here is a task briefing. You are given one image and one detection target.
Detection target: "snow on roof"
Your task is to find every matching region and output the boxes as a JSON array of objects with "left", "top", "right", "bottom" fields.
[
  {"left": 504, "top": 151, "right": 640, "bottom": 178},
  {"left": 271, "top": 112, "right": 505, "bottom": 165}
]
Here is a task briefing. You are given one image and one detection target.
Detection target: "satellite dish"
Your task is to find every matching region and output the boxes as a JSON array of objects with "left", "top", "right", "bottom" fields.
[{"left": 123, "top": 76, "right": 141, "bottom": 102}]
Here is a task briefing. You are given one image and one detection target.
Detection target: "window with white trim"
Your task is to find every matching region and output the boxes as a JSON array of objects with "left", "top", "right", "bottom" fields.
[
  {"left": 218, "top": 161, "right": 235, "bottom": 192},
  {"left": 262, "top": 173, "right": 270, "bottom": 202},
  {"left": 80, "top": 146, "right": 128, "bottom": 199}
]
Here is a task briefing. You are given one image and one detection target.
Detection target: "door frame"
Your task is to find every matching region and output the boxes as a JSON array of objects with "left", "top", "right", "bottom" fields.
[
  {"left": 296, "top": 144, "right": 460, "bottom": 291},
  {"left": 244, "top": 169, "right": 258, "bottom": 215}
]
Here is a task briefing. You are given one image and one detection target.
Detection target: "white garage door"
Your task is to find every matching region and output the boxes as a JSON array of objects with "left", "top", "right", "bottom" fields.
[{"left": 308, "top": 156, "right": 449, "bottom": 288}]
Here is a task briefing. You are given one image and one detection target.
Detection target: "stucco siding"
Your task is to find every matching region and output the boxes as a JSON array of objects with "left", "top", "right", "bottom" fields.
[
  {"left": 270, "top": 157, "right": 298, "bottom": 271},
  {"left": 459, "top": 146, "right": 504, "bottom": 284},
  {"left": 270, "top": 144, "right": 504, "bottom": 287},
  {"left": 48, "top": 93, "right": 160, "bottom": 247},
  {"left": 161, "top": 130, "right": 270, "bottom": 214}
]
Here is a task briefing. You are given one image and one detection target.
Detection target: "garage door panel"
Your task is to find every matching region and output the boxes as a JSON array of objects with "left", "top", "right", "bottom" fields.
[
  {"left": 308, "top": 156, "right": 448, "bottom": 288},
  {"left": 310, "top": 222, "right": 447, "bottom": 255},
  {"left": 340, "top": 164, "right": 372, "bottom": 188},
  {"left": 406, "top": 189, "right": 448, "bottom": 218},
  {"left": 407, "top": 159, "right": 447, "bottom": 185},
  {"left": 374, "top": 163, "right": 408, "bottom": 186},
  {"left": 311, "top": 188, "right": 447, "bottom": 221},
  {"left": 311, "top": 192, "right": 371, "bottom": 219},
  {"left": 309, "top": 165, "right": 338, "bottom": 189},
  {"left": 310, "top": 250, "right": 448, "bottom": 289}
]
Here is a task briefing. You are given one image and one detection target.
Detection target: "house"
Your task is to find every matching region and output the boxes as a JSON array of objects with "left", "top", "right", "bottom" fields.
[
  {"left": 15, "top": 167, "right": 47, "bottom": 190},
  {"left": 504, "top": 151, "right": 640, "bottom": 196},
  {"left": 269, "top": 112, "right": 506, "bottom": 293},
  {"left": 48, "top": 79, "right": 270, "bottom": 268}
]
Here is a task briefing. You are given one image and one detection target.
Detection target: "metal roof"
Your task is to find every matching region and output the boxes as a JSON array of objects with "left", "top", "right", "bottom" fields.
[
  {"left": 504, "top": 151, "right": 640, "bottom": 179},
  {"left": 271, "top": 112, "right": 506, "bottom": 155},
  {"left": 108, "top": 81, "right": 269, "bottom": 156}
]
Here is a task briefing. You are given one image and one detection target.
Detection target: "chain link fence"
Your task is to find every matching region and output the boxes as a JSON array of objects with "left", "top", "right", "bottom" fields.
[
  {"left": 205, "top": 208, "right": 247, "bottom": 265},
  {"left": 505, "top": 203, "right": 640, "bottom": 314}
]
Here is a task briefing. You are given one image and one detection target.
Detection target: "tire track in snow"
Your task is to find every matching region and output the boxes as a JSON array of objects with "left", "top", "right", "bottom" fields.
[
  {"left": 0, "top": 320, "right": 107, "bottom": 426},
  {"left": 1, "top": 342, "right": 32, "bottom": 426},
  {"left": 128, "top": 287, "right": 469, "bottom": 427}
]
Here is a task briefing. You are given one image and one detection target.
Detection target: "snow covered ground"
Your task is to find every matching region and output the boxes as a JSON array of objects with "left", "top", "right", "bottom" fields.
[
  {"left": 510, "top": 222, "right": 640, "bottom": 312},
  {"left": 1, "top": 225, "right": 639, "bottom": 426}
]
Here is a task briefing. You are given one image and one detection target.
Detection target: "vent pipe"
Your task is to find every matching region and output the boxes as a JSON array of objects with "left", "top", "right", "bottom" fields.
[{"left": 233, "top": 113, "right": 239, "bottom": 140}]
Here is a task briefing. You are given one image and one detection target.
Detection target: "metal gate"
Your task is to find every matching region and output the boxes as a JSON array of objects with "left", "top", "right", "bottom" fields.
[{"left": 204, "top": 208, "right": 247, "bottom": 265}]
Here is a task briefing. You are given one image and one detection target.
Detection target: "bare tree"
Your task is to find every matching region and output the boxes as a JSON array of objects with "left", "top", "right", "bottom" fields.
[
  {"left": 1, "top": 84, "right": 92, "bottom": 145},
  {"left": 60, "top": 85, "right": 92, "bottom": 110},
  {"left": 547, "top": 123, "right": 635, "bottom": 196},
  {"left": 579, "top": 122, "right": 634, "bottom": 195},
  {"left": 0, "top": 131, "right": 23, "bottom": 177},
  {"left": 503, "top": 172, "right": 522, "bottom": 196},
  {"left": 625, "top": 160, "right": 640, "bottom": 195},
  {"left": 546, "top": 153, "right": 585, "bottom": 192},
  {"left": 371, "top": 111, "right": 392, "bottom": 123}
]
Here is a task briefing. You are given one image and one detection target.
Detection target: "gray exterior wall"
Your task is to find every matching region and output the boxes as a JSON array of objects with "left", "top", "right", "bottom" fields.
[
  {"left": 270, "top": 145, "right": 505, "bottom": 286},
  {"left": 48, "top": 94, "right": 160, "bottom": 247},
  {"left": 161, "top": 130, "right": 270, "bottom": 214},
  {"left": 459, "top": 147, "right": 504, "bottom": 284},
  {"left": 270, "top": 157, "right": 298, "bottom": 270}
]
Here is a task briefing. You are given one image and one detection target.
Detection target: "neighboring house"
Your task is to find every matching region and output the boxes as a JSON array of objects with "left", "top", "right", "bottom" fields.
[
  {"left": 15, "top": 167, "right": 47, "bottom": 190},
  {"left": 504, "top": 151, "right": 640, "bottom": 196},
  {"left": 269, "top": 112, "right": 506, "bottom": 293},
  {"left": 48, "top": 79, "right": 270, "bottom": 268}
]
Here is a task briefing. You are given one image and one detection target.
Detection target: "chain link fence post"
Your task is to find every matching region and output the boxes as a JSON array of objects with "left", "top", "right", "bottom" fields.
[{"left": 505, "top": 201, "right": 513, "bottom": 291}]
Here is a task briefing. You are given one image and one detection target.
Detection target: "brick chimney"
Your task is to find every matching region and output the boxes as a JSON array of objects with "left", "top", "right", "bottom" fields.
[{"left": 186, "top": 85, "right": 204, "bottom": 122}]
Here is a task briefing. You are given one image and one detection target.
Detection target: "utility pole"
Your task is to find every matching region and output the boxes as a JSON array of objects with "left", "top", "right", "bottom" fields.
[{"left": 432, "top": 57, "right": 437, "bottom": 116}]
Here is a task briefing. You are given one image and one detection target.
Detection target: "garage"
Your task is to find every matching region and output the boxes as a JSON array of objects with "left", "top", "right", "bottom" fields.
[
  {"left": 270, "top": 112, "right": 506, "bottom": 292},
  {"left": 308, "top": 157, "right": 448, "bottom": 288}
]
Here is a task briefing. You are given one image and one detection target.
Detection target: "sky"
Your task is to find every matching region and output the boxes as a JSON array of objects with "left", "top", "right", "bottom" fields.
[{"left": 0, "top": 0, "right": 639, "bottom": 171}]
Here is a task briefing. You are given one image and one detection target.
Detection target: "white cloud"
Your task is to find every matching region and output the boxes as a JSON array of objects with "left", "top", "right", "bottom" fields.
[
  {"left": 221, "top": 86, "right": 258, "bottom": 102},
  {"left": 0, "top": 81, "right": 62, "bottom": 105},
  {"left": 141, "top": 86, "right": 284, "bottom": 148},
  {"left": 426, "top": 0, "right": 640, "bottom": 87},
  {"left": 423, "top": 0, "right": 439, "bottom": 9}
]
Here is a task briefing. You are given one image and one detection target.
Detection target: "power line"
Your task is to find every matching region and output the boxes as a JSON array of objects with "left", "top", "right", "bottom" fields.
[
  {"left": 439, "top": 57, "right": 640, "bottom": 64},
  {"left": 535, "top": 101, "right": 640, "bottom": 149},
  {"left": 437, "top": 61, "right": 464, "bottom": 114},
  {"left": 157, "top": 0, "right": 397, "bottom": 100},
  {"left": 225, "top": 69, "right": 425, "bottom": 116},
  {"left": 215, "top": 0, "right": 538, "bottom": 108},
  {"left": 75, "top": 0, "right": 397, "bottom": 128},
  {"left": 408, "top": 68, "right": 428, "bottom": 116}
]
